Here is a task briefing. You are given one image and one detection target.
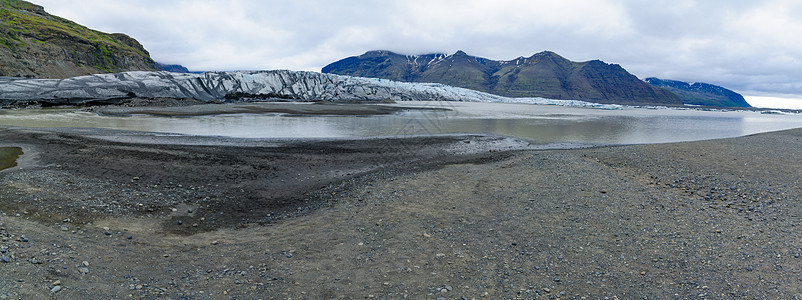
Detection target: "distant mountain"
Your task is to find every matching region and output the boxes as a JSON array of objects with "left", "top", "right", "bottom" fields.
[
  {"left": 645, "top": 78, "right": 750, "bottom": 108},
  {"left": 0, "top": 0, "right": 156, "bottom": 78},
  {"left": 323, "top": 50, "right": 682, "bottom": 106},
  {"left": 155, "top": 62, "right": 190, "bottom": 73}
]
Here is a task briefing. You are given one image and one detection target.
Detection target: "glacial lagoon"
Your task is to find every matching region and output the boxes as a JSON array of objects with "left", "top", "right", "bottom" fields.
[{"left": 1, "top": 101, "right": 801, "bottom": 146}]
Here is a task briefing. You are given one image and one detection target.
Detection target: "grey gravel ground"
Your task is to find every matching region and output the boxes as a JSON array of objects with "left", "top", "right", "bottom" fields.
[{"left": 0, "top": 126, "right": 800, "bottom": 299}]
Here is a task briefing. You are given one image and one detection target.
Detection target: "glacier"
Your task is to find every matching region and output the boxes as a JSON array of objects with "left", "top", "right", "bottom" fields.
[{"left": 0, "top": 70, "right": 617, "bottom": 108}]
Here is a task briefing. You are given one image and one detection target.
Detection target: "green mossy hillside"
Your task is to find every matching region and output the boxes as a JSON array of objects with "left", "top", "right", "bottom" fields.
[{"left": 0, "top": 0, "right": 156, "bottom": 78}]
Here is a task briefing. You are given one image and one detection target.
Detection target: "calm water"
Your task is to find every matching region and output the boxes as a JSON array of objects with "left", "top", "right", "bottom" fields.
[{"left": 1, "top": 101, "right": 801, "bottom": 145}]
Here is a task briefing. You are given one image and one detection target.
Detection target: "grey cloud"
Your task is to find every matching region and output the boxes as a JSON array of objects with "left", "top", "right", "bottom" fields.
[{"left": 33, "top": 0, "right": 802, "bottom": 99}]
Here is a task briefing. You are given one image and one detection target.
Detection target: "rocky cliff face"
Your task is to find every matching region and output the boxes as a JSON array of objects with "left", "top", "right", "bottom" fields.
[
  {"left": 0, "top": 0, "right": 156, "bottom": 78},
  {"left": 323, "top": 50, "right": 682, "bottom": 106},
  {"left": 645, "top": 78, "right": 750, "bottom": 107},
  {"left": 0, "top": 70, "right": 516, "bottom": 106}
]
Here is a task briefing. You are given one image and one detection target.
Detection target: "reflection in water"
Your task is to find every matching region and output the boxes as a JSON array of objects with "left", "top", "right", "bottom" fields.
[
  {"left": 0, "top": 147, "right": 23, "bottom": 171},
  {"left": 0, "top": 102, "right": 801, "bottom": 145}
]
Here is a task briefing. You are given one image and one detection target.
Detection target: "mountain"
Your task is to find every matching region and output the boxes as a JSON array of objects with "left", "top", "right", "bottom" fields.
[
  {"left": 0, "top": 0, "right": 156, "bottom": 78},
  {"left": 323, "top": 50, "right": 682, "bottom": 106},
  {"left": 645, "top": 78, "right": 750, "bottom": 108},
  {"left": 155, "top": 62, "right": 190, "bottom": 73}
]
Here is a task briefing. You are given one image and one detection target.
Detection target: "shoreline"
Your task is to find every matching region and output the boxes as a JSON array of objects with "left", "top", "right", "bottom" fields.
[{"left": 0, "top": 126, "right": 801, "bottom": 298}]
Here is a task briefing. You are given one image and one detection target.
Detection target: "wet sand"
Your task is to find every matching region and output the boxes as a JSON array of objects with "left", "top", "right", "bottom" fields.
[{"left": 0, "top": 123, "right": 801, "bottom": 298}]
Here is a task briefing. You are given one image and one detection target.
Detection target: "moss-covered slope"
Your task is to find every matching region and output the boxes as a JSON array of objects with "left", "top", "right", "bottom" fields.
[{"left": 0, "top": 0, "right": 155, "bottom": 78}]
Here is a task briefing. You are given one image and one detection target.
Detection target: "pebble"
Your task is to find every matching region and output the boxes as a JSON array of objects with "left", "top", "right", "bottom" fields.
[
  {"left": 127, "top": 235, "right": 133, "bottom": 240},
  {"left": 82, "top": 261, "right": 90, "bottom": 267},
  {"left": 1, "top": 257, "right": 9, "bottom": 263},
  {"left": 50, "top": 286, "right": 62, "bottom": 293},
  {"left": 177, "top": 220, "right": 183, "bottom": 225},
  {"left": 78, "top": 267, "right": 89, "bottom": 274},
  {"left": 211, "top": 240, "right": 219, "bottom": 245}
]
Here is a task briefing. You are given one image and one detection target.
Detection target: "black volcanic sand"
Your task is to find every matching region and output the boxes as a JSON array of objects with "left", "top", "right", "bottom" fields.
[{"left": 0, "top": 125, "right": 801, "bottom": 299}]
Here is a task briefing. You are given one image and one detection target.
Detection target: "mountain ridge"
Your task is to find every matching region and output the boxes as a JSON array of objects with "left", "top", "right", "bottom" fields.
[
  {"left": 645, "top": 77, "right": 750, "bottom": 107},
  {"left": 0, "top": 0, "right": 157, "bottom": 78},
  {"left": 323, "top": 50, "right": 683, "bottom": 106}
]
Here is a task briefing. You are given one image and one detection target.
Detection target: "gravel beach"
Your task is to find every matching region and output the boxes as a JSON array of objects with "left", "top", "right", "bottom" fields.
[{"left": 0, "top": 124, "right": 800, "bottom": 299}]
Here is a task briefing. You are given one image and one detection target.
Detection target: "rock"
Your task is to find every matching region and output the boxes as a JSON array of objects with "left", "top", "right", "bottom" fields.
[
  {"left": 82, "top": 261, "right": 90, "bottom": 266},
  {"left": 78, "top": 267, "right": 89, "bottom": 274},
  {"left": 53, "top": 280, "right": 61, "bottom": 286},
  {"left": 50, "top": 286, "right": 62, "bottom": 293}
]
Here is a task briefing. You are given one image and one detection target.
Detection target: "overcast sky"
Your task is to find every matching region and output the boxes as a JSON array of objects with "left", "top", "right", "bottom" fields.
[{"left": 34, "top": 0, "right": 802, "bottom": 108}]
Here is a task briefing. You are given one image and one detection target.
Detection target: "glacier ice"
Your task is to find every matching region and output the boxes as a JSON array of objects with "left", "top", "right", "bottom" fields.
[{"left": 0, "top": 69, "right": 619, "bottom": 109}]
